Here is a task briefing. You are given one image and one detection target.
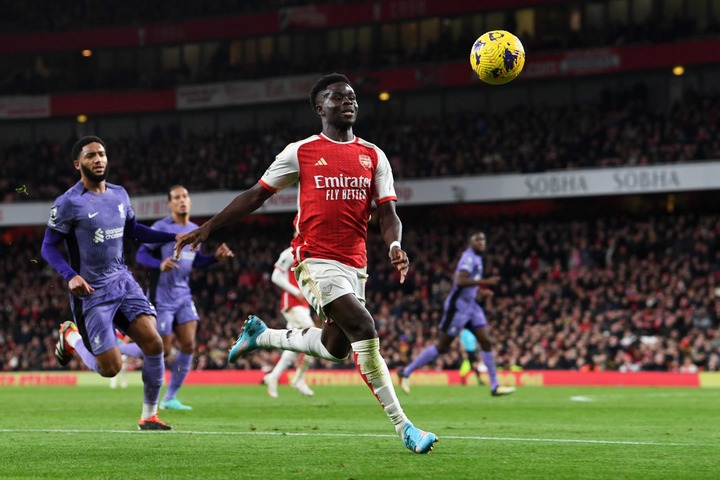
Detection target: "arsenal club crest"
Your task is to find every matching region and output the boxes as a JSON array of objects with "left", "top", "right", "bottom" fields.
[{"left": 358, "top": 154, "right": 372, "bottom": 170}]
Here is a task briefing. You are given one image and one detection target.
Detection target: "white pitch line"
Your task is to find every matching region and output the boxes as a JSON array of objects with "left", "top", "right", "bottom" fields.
[{"left": 0, "top": 429, "right": 710, "bottom": 447}]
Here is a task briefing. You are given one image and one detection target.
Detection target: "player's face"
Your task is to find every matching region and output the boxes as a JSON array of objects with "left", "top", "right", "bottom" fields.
[
  {"left": 168, "top": 187, "right": 191, "bottom": 217},
  {"left": 470, "top": 233, "right": 486, "bottom": 253},
  {"left": 75, "top": 142, "right": 108, "bottom": 183},
  {"left": 320, "top": 82, "right": 358, "bottom": 128}
]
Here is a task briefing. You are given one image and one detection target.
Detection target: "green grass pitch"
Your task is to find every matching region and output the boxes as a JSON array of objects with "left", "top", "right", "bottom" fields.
[{"left": 1, "top": 384, "right": 717, "bottom": 479}]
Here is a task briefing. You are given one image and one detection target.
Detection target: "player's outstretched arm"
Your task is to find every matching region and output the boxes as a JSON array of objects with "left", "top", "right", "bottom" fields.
[
  {"left": 125, "top": 216, "right": 176, "bottom": 244},
  {"left": 271, "top": 266, "right": 303, "bottom": 299},
  {"left": 478, "top": 276, "right": 500, "bottom": 287},
  {"left": 175, "top": 183, "right": 274, "bottom": 257}
]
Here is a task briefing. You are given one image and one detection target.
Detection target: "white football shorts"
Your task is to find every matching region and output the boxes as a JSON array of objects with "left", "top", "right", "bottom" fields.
[{"left": 294, "top": 258, "right": 367, "bottom": 321}]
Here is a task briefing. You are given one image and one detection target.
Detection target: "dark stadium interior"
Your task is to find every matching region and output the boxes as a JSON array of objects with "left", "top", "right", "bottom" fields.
[{"left": 2, "top": 0, "right": 719, "bottom": 376}]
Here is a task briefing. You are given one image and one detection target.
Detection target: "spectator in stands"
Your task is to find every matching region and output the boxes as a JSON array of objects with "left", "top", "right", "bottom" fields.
[
  {"left": 4, "top": 89, "right": 720, "bottom": 203},
  {"left": 4, "top": 211, "right": 720, "bottom": 377}
]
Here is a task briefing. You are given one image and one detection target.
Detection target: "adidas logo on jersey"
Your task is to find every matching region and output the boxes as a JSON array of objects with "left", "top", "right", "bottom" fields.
[{"left": 315, "top": 158, "right": 328, "bottom": 166}]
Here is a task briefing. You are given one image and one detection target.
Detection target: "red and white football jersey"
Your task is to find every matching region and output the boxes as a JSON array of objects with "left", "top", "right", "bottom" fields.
[
  {"left": 274, "top": 246, "right": 309, "bottom": 311},
  {"left": 259, "top": 133, "right": 397, "bottom": 268}
]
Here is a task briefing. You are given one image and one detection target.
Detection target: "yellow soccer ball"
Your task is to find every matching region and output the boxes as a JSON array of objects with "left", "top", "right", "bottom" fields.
[{"left": 470, "top": 30, "right": 526, "bottom": 85}]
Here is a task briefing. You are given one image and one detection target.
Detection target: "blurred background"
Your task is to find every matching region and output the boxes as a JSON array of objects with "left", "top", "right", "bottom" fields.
[{"left": 1, "top": 0, "right": 719, "bottom": 376}]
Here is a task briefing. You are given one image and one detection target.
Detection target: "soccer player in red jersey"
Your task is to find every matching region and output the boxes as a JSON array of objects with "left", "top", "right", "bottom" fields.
[
  {"left": 262, "top": 239, "right": 316, "bottom": 398},
  {"left": 175, "top": 73, "right": 438, "bottom": 454}
]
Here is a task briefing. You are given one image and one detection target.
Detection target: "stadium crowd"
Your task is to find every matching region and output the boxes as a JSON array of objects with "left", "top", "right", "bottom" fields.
[
  {"left": 2, "top": 208, "right": 718, "bottom": 374},
  {"left": 3, "top": 86, "right": 720, "bottom": 204},
  {"left": 2, "top": 1, "right": 719, "bottom": 376}
]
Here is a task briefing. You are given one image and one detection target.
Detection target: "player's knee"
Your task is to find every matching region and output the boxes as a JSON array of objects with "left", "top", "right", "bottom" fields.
[
  {"left": 342, "top": 317, "right": 376, "bottom": 341},
  {"left": 177, "top": 340, "right": 195, "bottom": 354},
  {"left": 327, "top": 345, "right": 351, "bottom": 361},
  {"left": 98, "top": 361, "right": 122, "bottom": 377},
  {"left": 139, "top": 335, "right": 164, "bottom": 356}
]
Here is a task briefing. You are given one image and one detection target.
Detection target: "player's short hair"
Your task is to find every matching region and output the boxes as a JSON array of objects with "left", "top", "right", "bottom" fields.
[
  {"left": 71, "top": 136, "right": 106, "bottom": 162},
  {"left": 168, "top": 184, "right": 187, "bottom": 200},
  {"left": 309, "top": 73, "right": 352, "bottom": 111}
]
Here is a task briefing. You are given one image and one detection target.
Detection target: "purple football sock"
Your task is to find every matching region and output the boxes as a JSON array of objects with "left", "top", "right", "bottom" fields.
[
  {"left": 481, "top": 350, "right": 499, "bottom": 391},
  {"left": 402, "top": 345, "right": 439, "bottom": 377},
  {"left": 73, "top": 341, "right": 101, "bottom": 374},
  {"left": 142, "top": 353, "right": 165, "bottom": 405},
  {"left": 119, "top": 342, "right": 144, "bottom": 358},
  {"left": 163, "top": 352, "right": 193, "bottom": 401}
]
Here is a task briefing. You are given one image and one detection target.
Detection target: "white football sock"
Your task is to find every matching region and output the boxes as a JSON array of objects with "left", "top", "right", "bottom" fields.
[
  {"left": 351, "top": 338, "right": 408, "bottom": 436},
  {"left": 259, "top": 327, "right": 345, "bottom": 362},
  {"left": 141, "top": 403, "right": 158, "bottom": 420},
  {"left": 294, "top": 354, "right": 312, "bottom": 383},
  {"left": 268, "top": 350, "right": 298, "bottom": 379},
  {"left": 67, "top": 331, "right": 82, "bottom": 348}
]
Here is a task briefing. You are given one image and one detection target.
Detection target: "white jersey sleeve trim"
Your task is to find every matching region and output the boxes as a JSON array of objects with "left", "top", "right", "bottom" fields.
[{"left": 260, "top": 135, "right": 319, "bottom": 192}]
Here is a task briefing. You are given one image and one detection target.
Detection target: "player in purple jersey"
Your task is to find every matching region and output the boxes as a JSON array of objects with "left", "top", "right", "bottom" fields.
[
  {"left": 398, "top": 232, "right": 515, "bottom": 397},
  {"left": 121, "top": 185, "right": 234, "bottom": 410},
  {"left": 41, "top": 136, "right": 178, "bottom": 430}
]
